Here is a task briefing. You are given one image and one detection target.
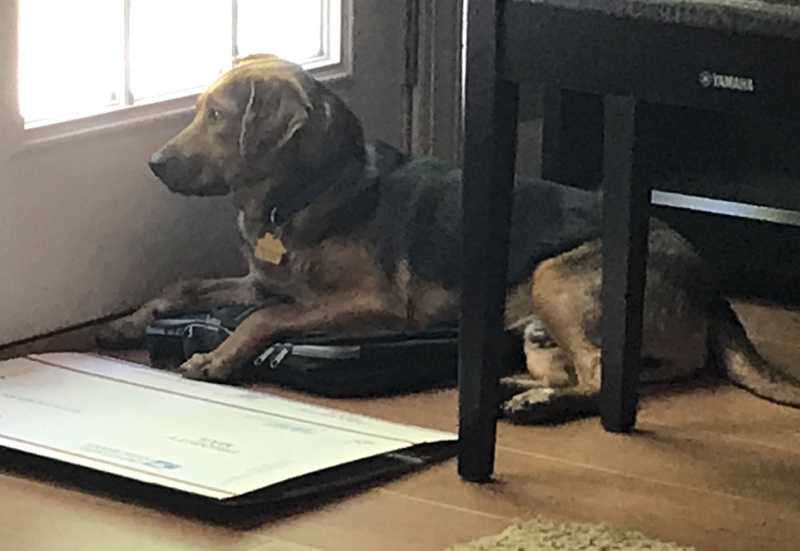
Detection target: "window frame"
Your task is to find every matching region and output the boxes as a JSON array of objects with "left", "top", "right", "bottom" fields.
[{"left": 15, "top": 0, "right": 352, "bottom": 153}]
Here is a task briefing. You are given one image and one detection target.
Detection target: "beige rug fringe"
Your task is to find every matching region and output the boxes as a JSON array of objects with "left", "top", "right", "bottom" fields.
[{"left": 445, "top": 517, "right": 698, "bottom": 551}]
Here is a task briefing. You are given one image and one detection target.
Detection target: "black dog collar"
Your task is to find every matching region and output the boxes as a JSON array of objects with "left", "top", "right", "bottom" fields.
[{"left": 266, "top": 143, "right": 367, "bottom": 230}]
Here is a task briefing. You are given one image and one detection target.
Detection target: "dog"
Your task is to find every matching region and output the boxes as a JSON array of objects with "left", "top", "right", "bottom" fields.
[{"left": 97, "top": 53, "right": 800, "bottom": 424}]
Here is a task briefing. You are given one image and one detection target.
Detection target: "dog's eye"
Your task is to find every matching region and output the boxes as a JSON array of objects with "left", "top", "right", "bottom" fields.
[{"left": 206, "top": 108, "right": 221, "bottom": 122}]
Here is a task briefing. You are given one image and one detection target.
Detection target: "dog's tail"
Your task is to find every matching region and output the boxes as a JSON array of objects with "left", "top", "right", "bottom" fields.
[{"left": 711, "top": 297, "right": 800, "bottom": 407}]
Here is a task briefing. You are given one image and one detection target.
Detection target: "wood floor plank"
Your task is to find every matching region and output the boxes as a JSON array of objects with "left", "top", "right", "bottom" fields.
[
  {"left": 383, "top": 448, "right": 800, "bottom": 551},
  {"left": 0, "top": 472, "right": 268, "bottom": 551},
  {"left": 637, "top": 384, "right": 800, "bottom": 453},
  {"left": 260, "top": 490, "right": 508, "bottom": 551},
  {"left": 454, "top": 402, "right": 800, "bottom": 511}
]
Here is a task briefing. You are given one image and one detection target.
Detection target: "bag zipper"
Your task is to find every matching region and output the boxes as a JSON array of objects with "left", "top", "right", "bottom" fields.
[
  {"left": 185, "top": 322, "right": 232, "bottom": 339},
  {"left": 254, "top": 343, "right": 361, "bottom": 369}
]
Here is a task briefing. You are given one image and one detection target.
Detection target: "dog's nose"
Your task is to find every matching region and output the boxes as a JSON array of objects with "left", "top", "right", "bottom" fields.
[{"left": 148, "top": 152, "right": 184, "bottom": 182}]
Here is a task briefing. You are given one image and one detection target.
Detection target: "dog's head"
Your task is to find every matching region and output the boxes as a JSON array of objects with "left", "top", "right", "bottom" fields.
[{"left": 149, "top": 53, "right": 363, "bottom": 197}]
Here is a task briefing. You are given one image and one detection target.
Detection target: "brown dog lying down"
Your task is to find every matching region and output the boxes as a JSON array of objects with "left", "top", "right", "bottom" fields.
[{"left": 97, "top": 53, "right": 800, "bottom": 424}]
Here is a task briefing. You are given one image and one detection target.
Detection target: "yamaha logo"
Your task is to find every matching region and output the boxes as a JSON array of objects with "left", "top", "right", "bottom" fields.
[{"left": 699, "top": 70, "right": 755, "bottom": 92}]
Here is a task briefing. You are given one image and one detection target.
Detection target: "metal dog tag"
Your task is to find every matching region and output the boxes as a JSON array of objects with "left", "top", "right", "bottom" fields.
[{"left": 254, "top": 232, "right": 287, "bottom": 265}]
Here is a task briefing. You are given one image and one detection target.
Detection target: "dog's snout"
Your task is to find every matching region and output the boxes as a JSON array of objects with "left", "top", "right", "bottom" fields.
[
  {"left": 147, "top": 149, "right": 226, "bottom": 196},
  {"left": 148, "top": 151, "right": 185, "bottom": 183}
]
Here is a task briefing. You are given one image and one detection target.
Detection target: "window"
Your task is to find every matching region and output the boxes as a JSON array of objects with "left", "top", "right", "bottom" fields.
[{"left": 18, "top": 0, "right": 340, "bottom": 127}]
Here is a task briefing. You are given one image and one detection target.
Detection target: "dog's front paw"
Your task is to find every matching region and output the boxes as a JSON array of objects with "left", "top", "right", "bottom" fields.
[
  {"left": 501, "top": 388, "right": 599, "bottom": 425},
  {"left": 95, "top": 316, "right": 148, "bottom": 349},
  {"left": 180, "top": 353, "right": 238, "bottom": 382}
]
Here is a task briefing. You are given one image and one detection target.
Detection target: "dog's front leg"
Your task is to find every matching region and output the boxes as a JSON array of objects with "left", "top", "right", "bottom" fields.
[
  {"left": 96, "top": 275, "right": 263, "bottom": 348},
  {"left": 180, "top": 292, "right": 406, "bottom": 381}
]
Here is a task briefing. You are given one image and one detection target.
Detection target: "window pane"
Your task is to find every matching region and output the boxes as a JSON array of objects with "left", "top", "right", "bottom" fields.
[
  {"left": 19, "top": 0, "right": 124, "bottom": 124},
  {"left": 129, "top": 0, "right": 232, "bottom": 102},
  {"left": 237, "top": 0, "right": 325, "bottom": 62}
]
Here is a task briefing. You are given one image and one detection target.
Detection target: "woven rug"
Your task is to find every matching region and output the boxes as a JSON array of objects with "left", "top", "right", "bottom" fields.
[{"left": 445, "top": 518, "right": 698, "bottom": 551}]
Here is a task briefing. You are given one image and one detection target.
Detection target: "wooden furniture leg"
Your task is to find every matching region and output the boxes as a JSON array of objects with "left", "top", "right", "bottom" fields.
[
  {"left": 599, "top": 95, "right": 651, "bottom": 432},
  {"left": 458, "top": 0, "right": 519, "bottom": 482}
]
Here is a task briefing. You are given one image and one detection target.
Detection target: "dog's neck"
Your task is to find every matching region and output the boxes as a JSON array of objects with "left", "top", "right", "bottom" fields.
[
  {"left": 233, "top": 140, "right": 369, "bottom": 247},
  {"left": 267, "top": 141, "right": 366, "bottom": 229},
  {"left": 282, "top": 152, "right": 378, "bottom": 245}
]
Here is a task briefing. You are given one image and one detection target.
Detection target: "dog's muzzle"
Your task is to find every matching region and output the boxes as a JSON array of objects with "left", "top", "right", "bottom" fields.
[
  {"left": 149, "top": 151, "right": 190, "bottom": 184},
  {"left": 148, "top": 151, "right": 228, "bottom": 196}
]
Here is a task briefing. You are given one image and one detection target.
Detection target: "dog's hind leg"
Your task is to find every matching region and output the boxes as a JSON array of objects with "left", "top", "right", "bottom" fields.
[
  {"left": 531, "top": 250, "right": 603, "bottom": 392},
  {"left": 502, "top": 283, "right": 572, "bottom": 398},
  {"left": 96, "top": 276, "right": 262, "bottom": 349},
  {"left": 501, "top": 319, "right": 572, "bottom": 391},
  {"left": 502, "top": 246, "right": 604, "bottom": 424}
]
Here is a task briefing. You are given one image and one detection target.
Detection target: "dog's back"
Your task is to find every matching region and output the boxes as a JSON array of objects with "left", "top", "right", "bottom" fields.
[{"left": 363, "top": 144, "right": 605, "bottom": 292}]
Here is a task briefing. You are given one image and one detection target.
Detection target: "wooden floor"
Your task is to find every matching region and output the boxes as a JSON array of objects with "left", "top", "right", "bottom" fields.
[{"left": 2, "top": 300, "right": 800, "bottom": 551}]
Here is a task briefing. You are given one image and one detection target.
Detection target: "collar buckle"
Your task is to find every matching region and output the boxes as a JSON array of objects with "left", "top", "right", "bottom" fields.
[{"left": 269, "top": 207, "right": 284, "bottom": 239}]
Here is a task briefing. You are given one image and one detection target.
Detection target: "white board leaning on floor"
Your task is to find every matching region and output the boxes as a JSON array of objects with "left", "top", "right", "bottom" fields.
[{"left": 0, "top": 353, "right": 457, "bottom": 500}]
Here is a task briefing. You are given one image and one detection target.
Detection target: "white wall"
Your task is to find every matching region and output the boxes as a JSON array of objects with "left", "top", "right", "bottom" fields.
[
  {"left": 0, "top": 119, "right": 244, "bottom": 345},
  {"left": 0, "top": 0, "right": 408, "bottom": 346}
]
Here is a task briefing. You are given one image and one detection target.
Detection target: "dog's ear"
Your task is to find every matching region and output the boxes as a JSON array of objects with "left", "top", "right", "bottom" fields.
[{"left": 238, "top": 78, "right": 311, "bottom": 159}]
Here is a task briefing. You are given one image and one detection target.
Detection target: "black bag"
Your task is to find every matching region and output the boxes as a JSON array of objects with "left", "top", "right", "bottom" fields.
[
  {"left": 144, "top": 304, "right": 460, "bottom": 398},
  {"left": 144, "top": 304, "right": 261, "bottom": 369},
  {"left": 250, "top": 328, "right": 459, "bottom": 397}
]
